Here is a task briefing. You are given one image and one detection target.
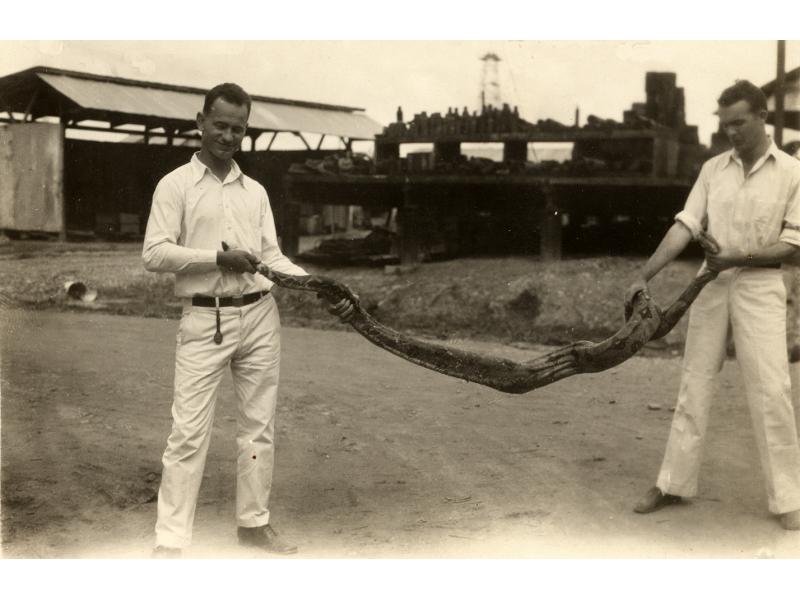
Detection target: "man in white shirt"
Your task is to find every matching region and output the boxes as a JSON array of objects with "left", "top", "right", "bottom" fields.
[
  {"left": 143, "top": 82, "right": 352, "bottom": 557},
  {"left": 626, "top": 80, "right": 800, "bottom": 530}
]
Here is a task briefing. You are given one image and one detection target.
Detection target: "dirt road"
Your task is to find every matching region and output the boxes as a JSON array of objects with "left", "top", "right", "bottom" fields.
[{"left": 2, "top": 308, "right": 800, "bottom": 558}]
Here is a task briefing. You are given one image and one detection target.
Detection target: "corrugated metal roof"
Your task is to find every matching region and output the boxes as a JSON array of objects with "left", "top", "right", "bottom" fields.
[
  {"left": 248, "top": 101, "right": 383, "bottom": 139},
  {"left": 39, "top": 73, "right": 199, "bottom": 121},
  {"left": 34, "top": 70, "right": 383, "bottom": 139}
]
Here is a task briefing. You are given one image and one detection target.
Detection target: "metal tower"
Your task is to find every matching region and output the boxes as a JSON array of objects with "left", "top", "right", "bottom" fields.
[{"left": 479, "top": 52, "right": 502, "bottom": 109}]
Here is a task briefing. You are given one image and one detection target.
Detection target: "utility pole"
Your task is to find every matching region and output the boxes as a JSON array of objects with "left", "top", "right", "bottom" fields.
[{"left": 775, "top": 40, "right": 786, "bottom": 148}]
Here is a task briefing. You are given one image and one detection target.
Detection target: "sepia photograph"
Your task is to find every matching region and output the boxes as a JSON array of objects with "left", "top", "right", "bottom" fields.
[{"left": 1, "top": 9, "right": 800, "bottom": 596}]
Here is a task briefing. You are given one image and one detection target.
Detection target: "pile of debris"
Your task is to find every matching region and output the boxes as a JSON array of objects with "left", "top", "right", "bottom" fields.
[
  {"left": 298, "top": 227, "right": 398, "bottom": 266},
  {"left": 288, "top": 152, "right": 374, "bottom": 176}
]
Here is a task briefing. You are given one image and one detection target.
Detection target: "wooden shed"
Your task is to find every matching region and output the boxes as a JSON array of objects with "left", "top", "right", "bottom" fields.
[{"left": 0, "top": 66, "right": 383, "bottom": 238}]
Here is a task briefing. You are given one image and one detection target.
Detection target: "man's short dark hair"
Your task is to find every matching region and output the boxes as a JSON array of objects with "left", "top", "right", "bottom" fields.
[
  {"left": 717, "top": 80, "right": 768, "bottom": 114},
  {"left": 203, "top": 83, "right": 252, "bottom": 115}
]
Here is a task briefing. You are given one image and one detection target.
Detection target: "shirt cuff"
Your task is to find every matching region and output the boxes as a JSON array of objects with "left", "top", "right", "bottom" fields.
[
  {"left": 779, "top": 224, "right": 800, "bottom": 248},
  {"left": 674, "top": 211, "right": 703, "bottom": 238},
  {"left": 195, "top": 249, "right": 219, "bottom": 265}
]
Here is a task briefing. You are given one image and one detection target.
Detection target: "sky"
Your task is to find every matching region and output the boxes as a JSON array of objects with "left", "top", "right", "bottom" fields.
[{"left": 1, "top": 39, "right": 798, "bottom": 148}]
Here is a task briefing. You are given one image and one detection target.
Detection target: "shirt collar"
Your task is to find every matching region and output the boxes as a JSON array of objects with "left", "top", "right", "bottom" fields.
[
  {"left": 727, "top": 137, "right": 779, "bottom": 166},
  {"left": 190, "top": 152, "right": 248, "bottom": 188}
]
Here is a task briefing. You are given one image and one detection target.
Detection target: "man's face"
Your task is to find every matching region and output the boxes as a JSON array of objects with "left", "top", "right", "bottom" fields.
[
  {"left": 197, "top": 97, "right": 249, "bottom": 161},
  {"left": 717, "top": 99, "right": 767, "bottom": 156}
]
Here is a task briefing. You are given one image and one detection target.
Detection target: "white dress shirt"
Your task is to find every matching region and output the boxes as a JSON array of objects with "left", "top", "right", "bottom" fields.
[
  {"left": 675, "top": 140, "right": 800, "bottom": 254},
  {"left": 143, "top": 153, "right": 307, "bottom": 298}
]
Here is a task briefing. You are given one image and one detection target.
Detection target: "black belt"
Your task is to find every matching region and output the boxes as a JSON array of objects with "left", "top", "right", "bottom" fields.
[{"left": 192, "top": 290, "right": 269, "bottom": 308}]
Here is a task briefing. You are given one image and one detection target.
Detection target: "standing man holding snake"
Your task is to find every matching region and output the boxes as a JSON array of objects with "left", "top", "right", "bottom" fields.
[
  {"left": 625, "top": 80, "right": 800, "bottom": 530},
  {"left": 143, "top": 82, "right": 353, "bottom": 557}
]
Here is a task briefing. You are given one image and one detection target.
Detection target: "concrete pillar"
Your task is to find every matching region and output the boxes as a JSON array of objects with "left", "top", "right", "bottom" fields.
[
  {"left": 503, "top": 140, "right": 527, "bottom": 162},
  {"left": 398, "top": 179, "right": 422, "bottom": 265},
  {"left": 539, "top": 185, "right": 562, "bottom": 261}
]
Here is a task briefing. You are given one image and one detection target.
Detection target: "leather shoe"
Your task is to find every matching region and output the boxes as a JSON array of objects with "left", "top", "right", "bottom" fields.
[
  {"left": 152, "top": 545, "right": 182, "bottom": 559},
  {"left": 238, "top": 524, "right": 298, "bottom": 554},
  {"left": 634, "top": 486, "right": 682, "bottom": 514},
  {"left": 779, "top": 509, "right": 800, "bottom": 531}
]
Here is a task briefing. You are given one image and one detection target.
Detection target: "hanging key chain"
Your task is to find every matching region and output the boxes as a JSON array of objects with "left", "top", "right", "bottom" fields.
[{"left": 214, "top": 297, "right": 223, "bottom": 344}]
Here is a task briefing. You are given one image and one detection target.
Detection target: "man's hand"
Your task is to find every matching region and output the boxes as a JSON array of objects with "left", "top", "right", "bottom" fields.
[
  {"left": 624, "top": 276, "right": 650, "bottom": 310},
  {"left": 323, "top": 296, "right": 358, "bottom": 323},
  {"left": 704, "top": 249, "right": 744, "bottom": 273},
  {"left": 217, "top": 249, "right": 260, "bottom": 274}
]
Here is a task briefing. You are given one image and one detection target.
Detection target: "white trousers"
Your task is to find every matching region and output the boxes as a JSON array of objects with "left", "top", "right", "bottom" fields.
[
  {"left": 656, "top": 268, "right": 800, "bottom": 514},
  {"left": 155, "top": 294, "right": 281, "bottom": 548}
]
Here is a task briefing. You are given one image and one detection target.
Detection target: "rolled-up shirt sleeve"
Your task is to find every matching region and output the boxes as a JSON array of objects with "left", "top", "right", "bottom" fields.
[
  {"left": 779, "top": 170, "right": 800, "bottom": 248},
  {"left": 142, "top": 177, "right": 218, "bottom": 273},
  {"left": 674, "top": 162, "right": 709, "bottom": 238},
  {"left": 259, "top": 188, "right": 308, "bottom": 276}
]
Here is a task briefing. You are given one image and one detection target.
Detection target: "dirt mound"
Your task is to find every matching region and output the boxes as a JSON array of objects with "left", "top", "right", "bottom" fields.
[{"left": 0, "top": 241, "right": 702, "bottom": 348}]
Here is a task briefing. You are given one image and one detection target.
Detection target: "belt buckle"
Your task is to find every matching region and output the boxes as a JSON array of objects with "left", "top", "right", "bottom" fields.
[{"left": 231, "top": 296, "right": 244, "bottom": 307}]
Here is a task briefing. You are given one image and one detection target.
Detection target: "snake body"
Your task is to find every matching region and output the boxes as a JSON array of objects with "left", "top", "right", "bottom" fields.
[{"left": 257, "top": 261, "right": 718, "bottom": 395}]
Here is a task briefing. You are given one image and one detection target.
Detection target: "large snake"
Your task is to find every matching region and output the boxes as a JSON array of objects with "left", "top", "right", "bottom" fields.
[{"left": 257, "top": 236, "right": 719, "bottom": 394}]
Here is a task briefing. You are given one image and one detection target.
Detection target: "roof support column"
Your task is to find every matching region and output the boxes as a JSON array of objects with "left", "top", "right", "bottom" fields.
[
  {"left": 0, "top": 92, "right": 16, "bottom": 122},
  {"left": 23, "top": 88, "right": 40, "bottom": 122}
]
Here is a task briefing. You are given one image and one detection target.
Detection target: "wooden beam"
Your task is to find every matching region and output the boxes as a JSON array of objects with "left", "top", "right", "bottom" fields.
[
  {"left": 316, "top": 134, "right": 326, "bottom": 150},
  {"left": 0, "top": 120, "right": 200, "bottom": 140},
  {"left": 293, "top": 131, "right": 311, "bottom": 150},
  {"left": 108, "top": 115, "right": 134, "bottom": 128},
  {"left": 266, "top": 131, "right": 278, "bottom": 151},
  {"left": 249, "top": 131, "right": 263, "bottom": 152},
  {"left": 23, "top": 88, "right": 40, "bottom": 122}
]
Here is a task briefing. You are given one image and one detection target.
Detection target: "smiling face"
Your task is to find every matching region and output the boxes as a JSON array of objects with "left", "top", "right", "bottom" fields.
[
  {"left": 196, "top": 97, "right": 249, "bottom": 163},
  {"left": 717, "top": 99, "right": 767, "bottom": 158}
]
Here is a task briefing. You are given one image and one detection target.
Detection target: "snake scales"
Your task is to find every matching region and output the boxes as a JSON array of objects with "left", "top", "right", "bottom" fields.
[{"left": 256, "top": 236, "right": 719, "bottom": 394}]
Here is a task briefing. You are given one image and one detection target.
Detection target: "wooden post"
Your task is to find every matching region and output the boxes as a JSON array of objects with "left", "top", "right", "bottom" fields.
[
  {"left": 503, "top": 140, "right": 527, "bottom": 162},
  {"left": 775, "top": 40, "right": 786, "bottom": 148},
  {"left": 539, "top": 185, "right": 562, "bottom": 261},
  {"left": 398, "top": 178, "right": 421, "bottom": 265},
  {"left": 281, "top": 177, "right": 300, "bottom": 258},
  {"left": 375, "top": 141, "right": 400, "bottom": 162},
  {"left": 433, "top": 141, "right": 460, "bottom": 163}
]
